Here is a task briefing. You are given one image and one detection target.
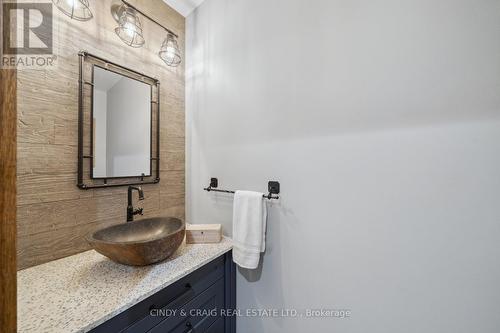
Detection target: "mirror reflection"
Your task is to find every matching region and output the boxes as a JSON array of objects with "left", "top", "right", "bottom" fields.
[{"left": 92, "top": 66, "right": 151, "bottom": 178}]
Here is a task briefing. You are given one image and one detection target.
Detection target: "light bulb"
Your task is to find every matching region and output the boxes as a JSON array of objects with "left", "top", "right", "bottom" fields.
[
  {"left": 123, "top": 22, "right": 136, "bottom": 38},
  {"left": 158, "top": 34, "right": 181, "bottom": 66},
  {"left": 114, "top": 6, "right": 144, "bottom": 47},
  {"left": 165, "top": 46, "right": 176, "bottom": 59},
  {"left": 53, "top": 0, "right": 92, "bottom": 21},
  {"left": 66, "top": 0, "right": 79, "bottom": 8}
]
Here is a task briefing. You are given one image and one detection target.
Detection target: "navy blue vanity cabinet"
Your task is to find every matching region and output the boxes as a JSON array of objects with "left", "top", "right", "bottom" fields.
[{"left": 89, "top": 251, "right": 236, "bottom": 333}]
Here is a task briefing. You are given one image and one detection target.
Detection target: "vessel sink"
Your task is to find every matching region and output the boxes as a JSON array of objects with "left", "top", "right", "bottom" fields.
[{"left": 86, "top": 217, "right": 185, "bottom": 266}]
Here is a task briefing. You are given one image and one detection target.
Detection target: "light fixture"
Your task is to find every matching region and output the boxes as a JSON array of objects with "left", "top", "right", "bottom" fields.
[
  {"left": 111, "top": 0, "right": 182, "bottom": 67},
  {"left": 52, "top": 0, "right": 93, "bottom": 21},
  {"left": 159, "top": 33, "right": 181, "bottom": 67},
  {"left": 114, "top": 5, "right": 145, "bottom": 48}
]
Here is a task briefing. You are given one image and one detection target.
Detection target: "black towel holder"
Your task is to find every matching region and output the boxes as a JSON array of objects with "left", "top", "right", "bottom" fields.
[{"left": 204, "top": 178, "right": 280, "bottom": 200}]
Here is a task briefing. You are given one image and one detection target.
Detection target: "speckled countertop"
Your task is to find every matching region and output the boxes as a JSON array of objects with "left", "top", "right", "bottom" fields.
[{"left": 17, "top": 238, "right": 233, "bottom": 333}]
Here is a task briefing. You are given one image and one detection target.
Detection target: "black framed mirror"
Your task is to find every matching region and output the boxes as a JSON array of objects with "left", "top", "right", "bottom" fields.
[{"left": 77, "top": 51, "right": 160, "bottom": 189}]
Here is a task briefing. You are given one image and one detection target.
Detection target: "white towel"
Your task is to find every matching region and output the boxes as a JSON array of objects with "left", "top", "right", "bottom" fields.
[{"left": 232, "top": 190, "right": 267, "bottom": 269}]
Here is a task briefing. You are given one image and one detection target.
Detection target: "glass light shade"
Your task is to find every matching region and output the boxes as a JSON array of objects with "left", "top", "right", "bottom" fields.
[
  {"left": 52, "top": 0, "right": 93, "bottom": 21},
  {"left": 158, "top": 34, "right": 181, "bottom": 67},
  {"left": 115, "top": 7, "right": 145, "bottom": 48}
]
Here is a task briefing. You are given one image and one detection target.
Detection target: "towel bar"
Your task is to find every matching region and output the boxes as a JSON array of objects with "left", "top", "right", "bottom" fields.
[{"left": 203, "top": 178, "right": 280, "bottom": 200}]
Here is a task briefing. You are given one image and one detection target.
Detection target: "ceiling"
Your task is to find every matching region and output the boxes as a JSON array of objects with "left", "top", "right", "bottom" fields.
[{"left": 162, "top": 0, "right": 206, "bottom": 17}]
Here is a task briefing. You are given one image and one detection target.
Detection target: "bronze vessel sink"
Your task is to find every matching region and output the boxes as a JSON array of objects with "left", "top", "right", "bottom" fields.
[{"left": 86, "top": 217, "right": 185, "bottom": 266}]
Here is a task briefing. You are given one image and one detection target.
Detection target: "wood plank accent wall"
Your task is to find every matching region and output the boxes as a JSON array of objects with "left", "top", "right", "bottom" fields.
[
  {"left": 1, "top": 2, "right": 17, "bottom": 328},
  {"left": 0, "top": 67, "right": 18, "bottom": 333},
  {"left": 17, "top": 0, "right": 185, "bottom": 270}
]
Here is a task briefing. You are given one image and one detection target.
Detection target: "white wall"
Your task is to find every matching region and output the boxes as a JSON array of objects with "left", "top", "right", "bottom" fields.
[
  {"left": 106, "top": 77, "right": 151, "bottom": 177},
  {"left": 93, "top": 89, "right": 107, "bottom": 177},
  {"left": 186, "top": 1, "right": 500, "bottom": 332}
]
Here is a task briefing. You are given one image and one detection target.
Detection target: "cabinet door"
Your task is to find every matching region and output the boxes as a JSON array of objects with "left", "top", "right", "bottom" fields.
[
  {"left": 149, "top": 278, "right": 224, "bottom": 333},
  {"left": 169, "top": 316, "right": 224, "bottom": 333},
  {"left": 88, "top": 252, "right": 236, "bottom": 333},
  {"left": 206, "top": 318, "right": 224, "bottom": 333},
  {"left": 91, "top": 256, "right": 225, "bottom": 333}
]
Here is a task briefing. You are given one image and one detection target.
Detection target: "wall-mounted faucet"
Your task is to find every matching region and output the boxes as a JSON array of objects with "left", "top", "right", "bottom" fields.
[{"left": 127, "top": 186, "right": 144, "bottom": 222}]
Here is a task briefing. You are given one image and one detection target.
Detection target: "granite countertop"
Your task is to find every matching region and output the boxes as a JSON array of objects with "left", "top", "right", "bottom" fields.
[{"left": 17, "top": 238, "right": 233, "bottom": 333}]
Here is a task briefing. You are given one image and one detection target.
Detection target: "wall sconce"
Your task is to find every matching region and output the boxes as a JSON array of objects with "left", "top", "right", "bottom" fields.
[
  {"left": 159, "top": 33, "right": 181, "bottom": 67},
  {"left": 114, "top": 5, "right": 145, "bottom": 48},
  {"left": 111, "top": 0, "right": 182, "bottom": 67},
  {"left": 52, "top": 0, "right": 93, "bottom": 21}
]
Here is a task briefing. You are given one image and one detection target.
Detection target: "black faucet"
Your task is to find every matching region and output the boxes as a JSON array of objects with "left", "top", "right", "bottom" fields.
[{"left": 127, "top": 186, "right": 144, "bottom": 222}]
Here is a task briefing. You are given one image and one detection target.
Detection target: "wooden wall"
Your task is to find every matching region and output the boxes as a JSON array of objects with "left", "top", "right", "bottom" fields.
[
  {"left": 17, "top": 0, "right": 185, "bottom": 270},
  {"left": 1, "top": 67, "right": 17, "bottom": 332}
]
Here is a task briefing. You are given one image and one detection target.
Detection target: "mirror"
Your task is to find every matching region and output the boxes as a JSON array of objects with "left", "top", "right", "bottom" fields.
[
  {"left": 78, "top": 51, "right": 160, "bottom": 189},
  {"left": 92, "top": 66, "right": 151, "bottom": 178}
]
